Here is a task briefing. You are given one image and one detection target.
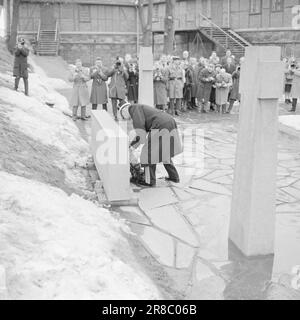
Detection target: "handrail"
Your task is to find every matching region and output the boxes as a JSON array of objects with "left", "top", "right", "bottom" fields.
[
  {"left": 55, "top": 20, "right": 58, "bottom": 42},
  {"left": 37, "top": 20, "right": 41, "bottom": 42},
  {"left": 198, "top": 12, "right": 248, "bottom": 49},
  {"left": 227, "top": 29, "right": 252, "bottom": 47}
]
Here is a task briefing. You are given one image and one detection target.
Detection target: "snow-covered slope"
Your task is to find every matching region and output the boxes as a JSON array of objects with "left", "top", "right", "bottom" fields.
[
  {"left": 0, "top": 172, "right": 160, "bottom": 300},
  {"left": 0, "top": 40, "right": 160, "bottom": 300}
]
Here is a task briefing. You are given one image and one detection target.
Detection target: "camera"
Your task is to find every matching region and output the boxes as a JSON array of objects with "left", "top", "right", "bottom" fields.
[
  {"left": 291, "top": 64, "right": 296, "bottom": 68},
  {"left": 115, "top": 61, "right": 122, "bottom": 69}
]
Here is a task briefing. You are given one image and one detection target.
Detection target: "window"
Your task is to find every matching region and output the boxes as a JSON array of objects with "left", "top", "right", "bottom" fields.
[
  {"left": 250, "top": 0, "right": 262, "bottom": 15},
  {"left": 271, "top": 0, "right": 284, "bottom": 12},
  {"left": 152, "top": 4, "right": 159, "bottom": 22},
  {"left": 79, "top": 5, "right": 91, "bottom": 23}
]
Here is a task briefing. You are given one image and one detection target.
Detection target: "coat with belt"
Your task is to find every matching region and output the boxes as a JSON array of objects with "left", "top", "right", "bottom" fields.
[
  {"left": 215, "top": 72, "right": 232, "bottom": 105},
  {"left": 129, "top": 104, "right": 183, "bottom": 165},
  {"left": 291, "top": 69, "right": 300, "bottom": 99},
  {"left": 168, "top": 65, "right": 185, "bottom": 99},
  {"left": 153, "top": 68, "right": 168, "bottom": 106},
  {"left": 13, "top": 46, "right": 29, "bottom": 78},
  {"left": 107, "top": 68, "right": 129, "bottom": 100},
  {"left": 197, "top": 68, "right": 215, "bottom": 102},
  {"left": 90, "top": 66, "right": 108, "bottom": 104},
  {"left": 69, "top": 68, "right": 90, "bottom": 107}
]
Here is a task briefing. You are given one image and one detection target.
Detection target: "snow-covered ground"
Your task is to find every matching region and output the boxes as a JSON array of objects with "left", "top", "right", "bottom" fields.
[
  {"left": 279, "top": 115, "right": 300, "bottom": 131},
  {"left": 0, "top": 43, "right": 161, "bottom": 299},
  {"left": 0, "top": 172, "right": 160, "bottom": 300}
]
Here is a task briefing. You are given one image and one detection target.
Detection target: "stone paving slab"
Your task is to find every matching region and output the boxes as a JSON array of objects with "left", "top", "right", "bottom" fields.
[
  {"left": 138, "top": 187, "right": 178, "bottom": 212},
  {"left": 189, "top": 179, "right": 232, "bottom": 196},
  {"left": 145, "top": 206, "right": 199, "bottom": 247},
  {"left": 140, "top": 226, "right": 175, "bottom": 267},
  {"left": 176, "top": 242, "right": 196, "bottom": 269}
]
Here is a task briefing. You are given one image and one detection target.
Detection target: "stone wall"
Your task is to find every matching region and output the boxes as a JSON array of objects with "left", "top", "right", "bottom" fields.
[
  {"left": 59, "top": 33, "right": 138, "bottom": 67},
  {"left": 153, "top": 31, "right": 215, "bottom": 60},
  {"left": 238, "top": 29, "right": 300, "bottom": 58}
]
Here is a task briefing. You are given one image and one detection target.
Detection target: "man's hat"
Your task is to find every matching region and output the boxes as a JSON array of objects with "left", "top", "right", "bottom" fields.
[{"left": 118, "top": 101, "right": 131, "bottom": 114}]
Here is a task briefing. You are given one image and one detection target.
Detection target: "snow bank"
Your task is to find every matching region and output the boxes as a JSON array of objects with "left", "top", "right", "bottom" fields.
[
  {"left": 0, "top": 62, "right": 89, "bottom": 187},
  {"left": 0, "top": 171, "right": 161, "bottom": 300},
  {"left": 279, "top": 115, "right": 300, "bottom": 131}
]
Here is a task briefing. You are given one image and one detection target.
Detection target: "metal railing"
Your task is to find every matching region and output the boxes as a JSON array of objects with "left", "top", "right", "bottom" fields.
[
  {"left": 37, "top": 20, "right": 41, "bottom": 42},
  {"left": 198, "top": 12, "right": 248, "bottom": 50},
  {"left": 55, "top": 20, "right": 59, "bottom": 41}
]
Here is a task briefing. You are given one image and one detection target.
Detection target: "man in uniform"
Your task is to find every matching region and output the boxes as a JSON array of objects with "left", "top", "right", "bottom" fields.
[{"left": 119, "top": 101, "right": 183, "bottom": 187}]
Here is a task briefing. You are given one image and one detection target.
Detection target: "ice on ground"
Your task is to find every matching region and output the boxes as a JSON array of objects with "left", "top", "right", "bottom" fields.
[
  {"left": 279, "top": 115, "right": 300, "bottom": 131},
  {"left": 0, "top": 171, "right": 161, "bottom": 300}
]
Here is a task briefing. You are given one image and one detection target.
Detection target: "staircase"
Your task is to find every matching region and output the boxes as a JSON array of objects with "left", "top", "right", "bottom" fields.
[
  {"left": 198, "top": 14, "right": 251, "bottom": 58},
  {"left": 36, "top": 21, "right": 59, "bottom": 56}
]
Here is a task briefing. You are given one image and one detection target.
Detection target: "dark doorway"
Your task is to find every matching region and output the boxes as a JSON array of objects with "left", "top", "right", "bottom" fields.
[{"left": 40, "top": 3, "right": 55, "bottom": 30}]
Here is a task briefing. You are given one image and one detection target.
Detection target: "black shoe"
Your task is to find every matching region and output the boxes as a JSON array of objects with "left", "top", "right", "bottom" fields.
[
  {"left": 289, "top": 109, "right": 296, "bottom": 113},
  {"left": 138, "top": 181, "right": 156, "bottom": 188},
  {"left": 165, "top": 177, "right": 180, "bottom": 183}
]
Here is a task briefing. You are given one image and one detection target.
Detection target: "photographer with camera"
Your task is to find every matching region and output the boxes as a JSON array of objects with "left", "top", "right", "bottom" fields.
[
  {"left": 13, "top": 37, "right": 29, "bottom": 96},
  {"left": 90, "top": 57, "right": 109, "bottom": 111},
  {"left": 107, "top": 57, "right": 129, "bottom": 121}
]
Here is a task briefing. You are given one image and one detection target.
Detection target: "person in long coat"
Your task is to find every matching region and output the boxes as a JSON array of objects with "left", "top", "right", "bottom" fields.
[
  {"left": 153, "top": 62, "right": 168, "bottom": 110},
  {"left": 90, "top": 57, "right": 108, "bottom": 111},
  {"left": 227, "top": 65, "right": 241, "bottom": 114},
  {"left": 119, "top": 102, "right": 183, "bottom": 187},
  {"left": 126, "top": 61, "right": 139, "bottom": 103},
  {"left": 183, "top": 62, "right": 193, "bottom": 110},
  {"left": 290, "top": 62, "right": 300, "bottom": 112},
  {"left": 215, "top": 68, "right": 232, "bottom": 114},
  {"left": 168, "top": 57, "right": 185, "bottom": 116},
  {"left": 107, "top": 59, "right": 129, "bottom": 121},
  {"left": 197, "top": 63, "right": 215, "bottom": 113},
  {"left": 69, "top": 59, "right": 90, "bottom": 121},
  {"left": 13, "top": 37, "right": 29, "bottom": 96}
]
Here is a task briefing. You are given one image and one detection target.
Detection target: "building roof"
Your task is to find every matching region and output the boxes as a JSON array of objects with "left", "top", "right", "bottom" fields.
[{"left": 21, "top": 0, "right": 136, "bottom": 5}]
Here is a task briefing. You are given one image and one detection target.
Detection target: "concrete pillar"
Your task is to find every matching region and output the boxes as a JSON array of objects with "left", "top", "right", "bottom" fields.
[
  {"left": 91, "top": 110, "right": 131, "bottom": 202},
  {"left": 138, "top": 46, "right": 154, "bottom": 106},
  {"left": 229, "top": 46, "right": 284, "bottom": 257}
]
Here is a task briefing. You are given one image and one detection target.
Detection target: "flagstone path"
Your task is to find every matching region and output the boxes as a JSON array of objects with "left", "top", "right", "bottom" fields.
[{"left": 116, "top": 112, "right": 300, "bottom": 300}]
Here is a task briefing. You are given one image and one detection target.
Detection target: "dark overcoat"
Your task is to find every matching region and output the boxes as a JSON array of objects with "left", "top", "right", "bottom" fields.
[
  {"left": 129, "top": 104, "right": 183, "bottom": 165},
  {"left": 108, "top": 68, "right": 129, "bottom": 100},
  {"left": 183, "top": 66, "right": 193, "bottom": 102},
  {"left": 90, "top": 66, "right": 108, "bottom": 104},
  {"left": 13, "top": 46, "right": 29, "bottom": 78},
  {"left": 127, "top": 70, "right": 139, "bottom": 102},
  {"left": 229, "top": 70, "right": 240, "bottom": 101},
  {"left": 197, "top": 68, "right": 215, "bottom": 102},
  {"left": 153, "top": 69, "right": 168, "bottom": 106}
]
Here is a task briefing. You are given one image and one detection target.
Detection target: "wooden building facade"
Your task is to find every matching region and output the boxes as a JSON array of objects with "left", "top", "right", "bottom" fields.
[{"left": 9, "top": 0, "right": 300, "bottom": 64}]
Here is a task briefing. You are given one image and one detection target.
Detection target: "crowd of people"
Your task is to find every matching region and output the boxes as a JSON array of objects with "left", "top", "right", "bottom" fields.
[
  {"left": 69, "top": 49, "right": 245, "bottom": 121},
  {"left": 12, "top": 36, "right": 299, "bottom": 120}
]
